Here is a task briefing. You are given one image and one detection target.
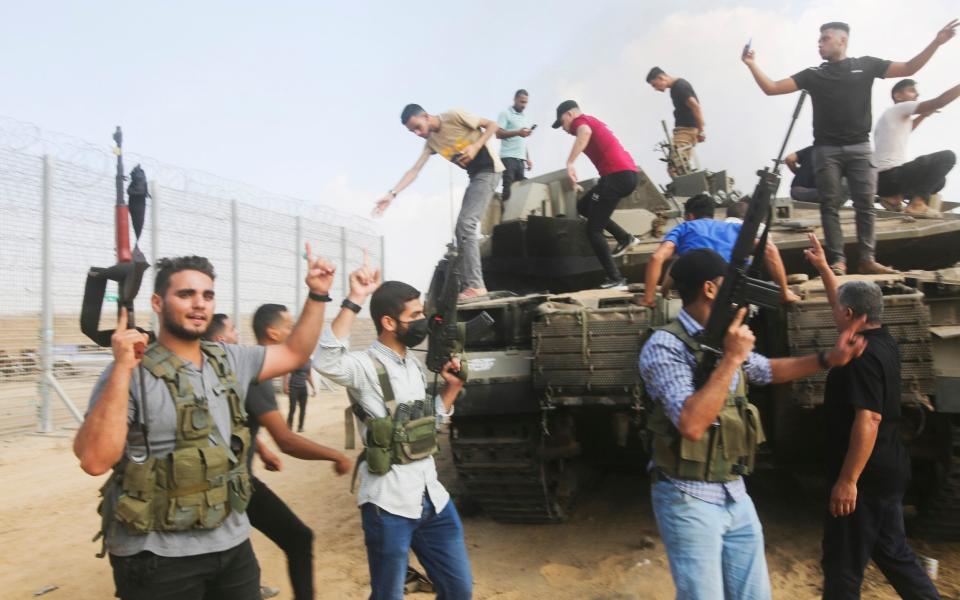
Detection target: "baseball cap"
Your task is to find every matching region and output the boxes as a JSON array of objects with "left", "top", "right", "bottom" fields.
[
  {"left": 551, "top": 100, "right": 579, "bottom": 129},
  {"left": 671, "top": 248, "right": 729, "bottom": 296}
]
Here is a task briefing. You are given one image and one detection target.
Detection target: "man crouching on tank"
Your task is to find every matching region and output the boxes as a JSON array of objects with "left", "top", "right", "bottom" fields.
[
  {"left": 73, "top": 249, "right": 336, "bottom": 600},
  {"left": 313, "top": 253, "right": 471, "bottom": 600},
  {"left": 639, "top": 248, "right": 867, "bottom": 600}
]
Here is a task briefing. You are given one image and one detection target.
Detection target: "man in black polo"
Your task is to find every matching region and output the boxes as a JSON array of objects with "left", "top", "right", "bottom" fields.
[
  {"left": 646, "top": 67, "right": 705, "bottom": 174},
  {"left": 805, "top": 235, "right": 940, "bottom": 599},
  {"left": 742, "top": 19, "right": 957, "bottom": 276}
]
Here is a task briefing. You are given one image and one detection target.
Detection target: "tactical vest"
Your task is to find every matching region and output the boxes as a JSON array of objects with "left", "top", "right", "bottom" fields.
[
  {"left": 96, "top": 341, "right": 253, "bottom": 554},
  {"left": 343, "top": 352, "right": 439, "bottom": 486},
  {"left": 646, "top": 320, "right": 766, "bottom": 482}
]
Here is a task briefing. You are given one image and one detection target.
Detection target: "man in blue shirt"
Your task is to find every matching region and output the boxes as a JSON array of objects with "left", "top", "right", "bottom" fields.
[
  {"left": 639, "top": 248, "right": 867, "bottom": 599},
  {"left": 496, "top": 89, "right": 534, "bottom": 202},
  {"left": 642, "top": 194, "right": 798, "bottom": 307}
]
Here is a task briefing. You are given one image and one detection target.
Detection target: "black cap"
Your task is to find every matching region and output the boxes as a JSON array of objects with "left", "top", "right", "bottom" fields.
[
  {"left": 671, "top": 249, "right": 728, "bottom": 297},
  {"left": 552, "top": 100, "right": 579, "bottom": 129}
]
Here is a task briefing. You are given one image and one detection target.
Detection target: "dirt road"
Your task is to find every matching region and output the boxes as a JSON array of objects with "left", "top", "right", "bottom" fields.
[{"left": 3, "top": 390, "right": 958, "bottom": 599}]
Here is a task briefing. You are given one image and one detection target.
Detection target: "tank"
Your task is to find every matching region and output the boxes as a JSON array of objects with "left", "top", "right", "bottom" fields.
[{"left": 436, "top": 163, "right": 960, "bottom": 538}]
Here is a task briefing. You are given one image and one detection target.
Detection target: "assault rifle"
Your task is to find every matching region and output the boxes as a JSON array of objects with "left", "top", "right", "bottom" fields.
[
  {"left": 693, "top": 91, "right": 807, "bottom": 387},
  {"left": 424, "top": 243, "right": 494, "bottom": 381},
  {"left": 80, "top": 127, "right": 151, "bottom": 461}
]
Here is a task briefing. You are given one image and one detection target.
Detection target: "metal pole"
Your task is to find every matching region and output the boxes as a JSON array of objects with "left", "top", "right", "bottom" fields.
[
  {"left": 149, "top": 181, "right": 160, "bottom": 332},
  {"left": 231, "top": 200, "right": 241, "bottom": 333},
  {"left": 295, "top": 216, "right": 303, "bottom": 313},
  {"left": 38, "top": 155, "right": 54, "bottom": 433},
  {"left": 340, "top": 226, "right": 348, "bottom": 298},
  {"left": 380, "top": 234, "right": 386, "bottom": 280}
]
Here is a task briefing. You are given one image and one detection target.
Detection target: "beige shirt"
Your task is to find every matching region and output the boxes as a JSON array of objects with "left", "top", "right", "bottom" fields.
[{"left": 420, "top": 109, "right": 504, "bottom": 173}]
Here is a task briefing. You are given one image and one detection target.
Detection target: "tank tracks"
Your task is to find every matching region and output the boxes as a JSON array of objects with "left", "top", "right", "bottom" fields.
[
  {"left": 912, "top": 417, "right": 960, "bottom": 540},
  {"left": 446, "top": 416, "right": 578, "bottom": 523}
]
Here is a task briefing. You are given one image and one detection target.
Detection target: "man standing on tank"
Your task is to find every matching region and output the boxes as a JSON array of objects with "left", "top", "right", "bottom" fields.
[
  {"left": 646, "top": 67, "right": 705, "bottom": 173},
  {"left": 742, "top": 19, "right": 957, "bottom": 276}
]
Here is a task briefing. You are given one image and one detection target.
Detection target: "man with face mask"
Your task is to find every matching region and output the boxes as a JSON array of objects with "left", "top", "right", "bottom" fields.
[
  {"left": 313, "top": 251, "right": 471, "bottom": 600},
  {"left": 74, "top": 250, "right": 336, "bottom": 600}
]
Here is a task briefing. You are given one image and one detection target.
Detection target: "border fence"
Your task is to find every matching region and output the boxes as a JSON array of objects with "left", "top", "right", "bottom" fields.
[{"left": 0, "top": 117, "right": 382, "bottom": 437}]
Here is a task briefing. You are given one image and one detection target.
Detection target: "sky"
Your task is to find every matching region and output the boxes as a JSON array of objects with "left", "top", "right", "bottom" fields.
[{"left": 1, "top": 0, "right": 957, "bottom": 292}]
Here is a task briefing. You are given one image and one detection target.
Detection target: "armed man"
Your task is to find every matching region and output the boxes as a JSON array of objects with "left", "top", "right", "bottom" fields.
[
  {"left": 742, "top": 19, "right": 957, "bottom": 276},
  {"left": 646, "top": 67, "right": 705, "bottom": 172},
  {"left": 313, "top": 252, "right": 471, "bottom": 600},
  {"left": 73, "top": 249, "right": 336, "bottom": 600},
  {"left": 639, "top": 248, "right": 867, "bottom": 599}
]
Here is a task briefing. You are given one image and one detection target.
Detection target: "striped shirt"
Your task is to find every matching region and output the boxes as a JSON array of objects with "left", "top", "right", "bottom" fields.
[{"left": 639, "top": 309, "right": 772, "bottom": 505}]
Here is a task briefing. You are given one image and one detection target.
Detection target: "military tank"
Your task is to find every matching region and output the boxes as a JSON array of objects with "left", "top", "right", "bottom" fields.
[{"left": 437, "top": 163, "right": 960, "bottom": 538}]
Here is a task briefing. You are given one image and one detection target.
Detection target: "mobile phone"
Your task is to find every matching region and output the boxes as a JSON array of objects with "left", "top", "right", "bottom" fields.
[
  {"left": 743, "top": 38, "right": 752, "bottom": 56},
  {"left": 530, "top": 124, "right": 538, "bottom": 130}
]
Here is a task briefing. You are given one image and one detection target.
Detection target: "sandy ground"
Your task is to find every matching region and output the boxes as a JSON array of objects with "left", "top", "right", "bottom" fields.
[{"left": 3, "top": 390, "right": 960, "bottom": 600}]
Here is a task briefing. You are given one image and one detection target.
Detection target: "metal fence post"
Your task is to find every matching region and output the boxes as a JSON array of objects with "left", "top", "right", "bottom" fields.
[
  {"left": 295, "top": 216, "right": 303, "bottom": 312},
  {"left": 38, "top": 154, "right": 54, "bottom": 433},
  {"left": 340, "top": 226, "right": 348, "bottom": 297},
  {"left": 149, "top": 181, "right": 160, "bottom": 332},
  {"left": 380, "top": 234, "right": 386, "bottom": 280},
  {"left": 231, "top": 200, "right": 241, "bottom": 328}
]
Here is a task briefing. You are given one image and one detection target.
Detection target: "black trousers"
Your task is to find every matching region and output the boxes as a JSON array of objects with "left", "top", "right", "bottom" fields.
[
  {"left": 822, "top": 493, "right": 940, "bottom": 600},
  {"left": 247, "top": 476, "right": 315, "bottom": 600},
  {"left": 877, "top": 150, "right": 956, "bottom": 201},
  {"left": 501, "top": 157, "right": 526, "bottom": 201},
  {"left": 287, "top": 387, "right": 308, "bottom": 430},
  {"left": 576, "top": 169, "right": 637, "bottom": 280},
  {"left": 109, "top": 539, "right": 260, "bottom": 600}
]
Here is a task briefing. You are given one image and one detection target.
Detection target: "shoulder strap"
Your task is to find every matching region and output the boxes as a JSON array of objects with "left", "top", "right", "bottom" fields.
[
  {"left": 141, "top": 342, "right": 182, "bottom": 383},
  {"left": 654, "top": 320, "right": 701, "bottom": 354},
  {"left": 366, "top": 352, "right": 396, "bottom": 416},
  {"left": 199, "top": 341, "right": 247, "bottom": 423}
]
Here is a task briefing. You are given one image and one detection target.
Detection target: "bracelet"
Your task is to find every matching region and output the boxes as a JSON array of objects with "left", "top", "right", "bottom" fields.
[
  {"left": 308, "top": 291, "right": 332, "bottom": 303},
  {"left": 341, "top": 298, "right": 362, "bottom": 314},
  {"left": 388, "top": 189, "right": 397, "bottom": 198},
  {"left": 817, "top": 350, "right": 831, "bottom": 369}
]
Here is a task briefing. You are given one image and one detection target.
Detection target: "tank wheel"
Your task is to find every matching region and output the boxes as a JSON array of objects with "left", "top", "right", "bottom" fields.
[
  {"left": 911, "top": 414, "right": 960, "bottom": 540},
  {"left": 448, "top": 415, "right": 580, "bottom": 524}
]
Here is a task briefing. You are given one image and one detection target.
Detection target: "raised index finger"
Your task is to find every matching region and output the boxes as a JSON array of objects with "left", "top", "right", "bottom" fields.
[
  {"left": 362, "top": 248, "right": 370, "bottom": 268},
  {"left": 728, "top": 306, "right": 748, "bottom": 331},
  {"left": 304, "top": 242, "right": 314, "bottom": 265},
  {"left": 117, "top": 306, "right": 128, "bottom": 331}
]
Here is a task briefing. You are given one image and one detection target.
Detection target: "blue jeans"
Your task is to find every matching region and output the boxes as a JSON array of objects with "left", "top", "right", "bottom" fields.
[
  {"left": 651, "top": 480, "right": 771, "bottom": 600},
  {"left": 360, "top": 495, "right": 472, "bottom": 600}
]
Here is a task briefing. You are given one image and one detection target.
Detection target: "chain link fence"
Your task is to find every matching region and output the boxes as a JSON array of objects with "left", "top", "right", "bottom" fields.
[{"left": 0, "top": 118, "right": 382, "bottom": 437}]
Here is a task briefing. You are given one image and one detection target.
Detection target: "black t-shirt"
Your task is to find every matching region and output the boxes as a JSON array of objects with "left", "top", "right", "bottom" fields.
[
  {"left": 670, "top": 78, "right": 699, "bottom": 128},
  {"left": 245, "top": 379, "right": 280, "bottom": 471},
  {"left": 288, "top": 361, "right": 311, "bottom": 391},
  {"left": 791, "top": 56, "right": 890, "bottom": 146},
  {"left": 823, "top": 326, "right": 910, "bottom": 497},
  {"left": 464, "top": 144, "right": 495, "bottom": 176},
  {"left": 791, "top": 146, "right": 816, "bottom": 189}
]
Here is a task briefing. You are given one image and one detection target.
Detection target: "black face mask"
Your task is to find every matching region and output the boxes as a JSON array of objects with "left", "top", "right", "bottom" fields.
[{"left": 396, "top": 318, "right": 428, "bottom": 348}]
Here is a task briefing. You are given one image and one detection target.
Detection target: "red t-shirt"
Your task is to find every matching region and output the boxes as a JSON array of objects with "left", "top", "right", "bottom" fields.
[{"left": 570, "top": 114, "right": 636, "bottom": 176}]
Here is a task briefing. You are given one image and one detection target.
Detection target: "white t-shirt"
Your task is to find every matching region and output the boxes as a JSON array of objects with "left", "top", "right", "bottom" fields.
[{"left": 873, "top": 100, "right": 919, "bottom": 171}]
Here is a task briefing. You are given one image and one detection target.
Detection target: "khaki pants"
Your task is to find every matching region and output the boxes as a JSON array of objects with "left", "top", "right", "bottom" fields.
[{"left": 672, "top": 127, "right": 699, "bottom": 170}]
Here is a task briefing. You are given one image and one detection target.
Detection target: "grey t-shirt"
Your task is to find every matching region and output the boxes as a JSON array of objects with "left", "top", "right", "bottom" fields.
[
  {"left": 86, "top": 342, "right": 265, "bottom": 557},
  {"left": 245, "top": 379, "right": 280, "bottom": 472}
]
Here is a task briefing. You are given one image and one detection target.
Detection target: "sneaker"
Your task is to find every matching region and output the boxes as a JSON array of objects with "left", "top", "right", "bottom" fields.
[
  {"left": 612, "top": 236, "right": 641, "bottom": 258},
  {"left": 261, "top": 586, "right": 280, "bottom": 599},
  {"left": 858, "top": 260, "right": 897, "bottom": 275},
  {"left": 829, "top": 262, "right": 847, "bottom": 276},
  {"left": 457, "top": 287, "right": 488, "bottom": 301},
  {"left": 297, "top": 427, "right": 305, "bottom": 433},
  {"left": 878, "top": 196, "right": 903, "bottom": 212},
  {"left": 599, "top": 277, "right": 628, "bottom": 290}
]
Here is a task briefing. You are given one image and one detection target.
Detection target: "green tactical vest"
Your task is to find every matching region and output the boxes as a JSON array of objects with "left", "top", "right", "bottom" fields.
[
  {"left": 96, "top": 341, "right": 253, "bottom": 554},
  {"left": 646, "top": 320, "right": 766, "bottom": 482},
  {"left": 343, "top": 352, "right": 439, "bottom": 486}
]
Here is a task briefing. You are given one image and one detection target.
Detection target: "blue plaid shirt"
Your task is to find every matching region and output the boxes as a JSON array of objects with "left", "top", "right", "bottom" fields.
[{"left": 639, "top": 309, "right": 772, "bottom": 505}]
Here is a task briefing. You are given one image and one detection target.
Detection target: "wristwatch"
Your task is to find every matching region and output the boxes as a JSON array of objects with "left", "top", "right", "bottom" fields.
[
  {"left": 341, "top": 298, "right": 362, "bottom": 314},
  {"left": 817, "top": 350, "right": 831, "bottom": 369},
  {"left": 308, "top": 291, "right": 332, "bottom": 303},
  {"left": 388, "top": 189, "right": 398, "bottom": 198}
]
